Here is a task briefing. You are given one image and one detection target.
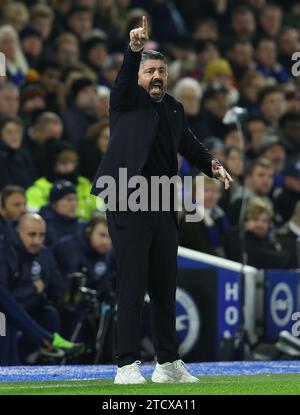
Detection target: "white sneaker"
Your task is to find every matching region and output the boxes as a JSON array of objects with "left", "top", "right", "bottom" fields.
[
  {"left": 114, "top": 361, "right": 147, "bottom": 384},
  {"left": 151, "top": 359, "right": 199, "bottom": 383}
]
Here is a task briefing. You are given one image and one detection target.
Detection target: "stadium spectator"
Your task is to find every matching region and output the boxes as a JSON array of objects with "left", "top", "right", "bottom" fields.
[
  {"left": 257, "top": 85, "right": 288, "bottom": 129},
  {"left": 0, "top": 185, "right": 26, "bottom": 240},
  {"left": 53, "top": 215, "right": 112, "bottom": 292},
  {"left": 0, "top": 25, "right": 29, "bottom": 86},
  {"left": 78, "top": 118, "right": 110, "bottom": 182},
  {"left": 278, "top": 26, "right": 300, "bottom": 73},
  {"left": 63, "top": 77, "right": 99, "bottom": 148},
  {"left": 40, "top": 180, "right": 84, "bottom": 247},
  {"left": 19, "top": 26, "right": 43, "bottom": 69},
  {"left": 0, "top": 82, "right": 20, "bottom": 118},
  {"left": 229, "top": 5, "right": 257, "bottom": 40},
  {"left": 19, "top": 82, "right": 47, "bottom": 127},
  {"left": 228, "top": 158, "right": 274, "bottom": 225},
  {"left": 65, "top": 5, "right": 93, "bottom": 42},
  {"left": 277, "top": 201, "right": 300, "bottom": 269},
  {"left": 26, "top": 140, "right": 97, "bottom": 221},
  {"left": 245, "top": 115, "right": 268, "bottom": 158},
  {"left": 29, "top": 3, "right": 55, "bottom": 45},
  {"left": 273, "top": 159, "right": 300, "bottom": 224},
  {"left": 81, "top": 33, "right": 108, "bottom": 83},
  {"left": 258, "top": 3, "right": 283, "bottom": 39},
  {"left": 279, "top": 111, "right": 300, "bottom": 161},
  {"left": 54, "top": 33, "right": 80, "bottom": 69},
  {"left": 225, "top": 196, "right": 290, "bottom": 268},
  {"left": 2, "top": 2, "right": 30, "bottom": 34},
  {"left": 238, "top": 71, "right": 267, "bottom": 116},
  {"left": 25, "top": 112, "right": 63, "bottom": 176},
  {"left": 36, "top": 61, "right": 62, "bottom": 113},
  {"left": 226, "top": 39, "right": 255, "bottom": 84},
  {"left": 179, "top": 175, "right": 229, "bottom": 257},
  {"left": 0, "top": 116, "right": 36, "bottom": 191}
]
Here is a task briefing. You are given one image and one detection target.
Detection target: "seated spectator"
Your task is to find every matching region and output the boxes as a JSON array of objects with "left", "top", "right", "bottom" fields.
[
  {"left": 53, "top": 32, "right": 80, "bottom": 69},
  {"left": 173, "top": 77, "right": 211, "bottom": 141},
  {"left": 203, "top": 58, "right": 239, "bottom": 105},
  {"left": 258, "top": 3, "right": 282, "bottom": 39},
  {"left": 200, "top": 85, "right": 231, "bottom": 138},
  {"left": 254, "top": 135, "right": 286, "bottom": 189},
  {"left": 279, "top": 111, "right": 300, "bottom": 161},
  {"left": 277, "top": 201, "right": 300, "bottom": 269},
  {"left": 220, "top": 146, "right": 244, "bottom": 212},
  {"left": 225, "top": 197, "right": 290, "bottom": 268},
  {"left": 40, "top": 180, "right": 85, "bottom": 247},
  {"left": 65, "top": 5, "right": 93, "bottom": 42},
  {"left": 19, "top": 26, "right": 43, "bottom": 69},
  {"left": 0, "top": 213, "right": 65, "bottom": 361},
  {"left": 81, "top": 33, "right": 108, "bottom": 83},
  {"left": 53, "top": 215, "right": 112, "bottom": 294},
  {"left": 278, "top": 26, "right": 300, "bottom": 73},
  {"left": 245, "top": 115, "right": 268, "bottom": 159},
  {"left": 25, "top": 111, "right": 63, "bottom": 176},
  {"left": 224, "top": 124, "right": 244, "bottom": 151},
  {"left": 0, "top": 185, "right": 26, "bottom": 239},
  {"left": 29, "top": 3, "right": 55, "bottom": 48},
  {"left": 0, "top": 25, "right": 28, "bottom": 86},
  {"left": 2, "top": 2, "right": 29, "bottom": 34},
  {"left": 257, "top": 85, "right": 288, "bottom": 129},
  {"left": 203, "top": 136, "right": 226, "bottom": 165},
  {"left": 179, "top": 175, "right": 229, "bottom": 257},
  {"left": 26, "top": 140, "right": 97, "bottom": 220},
  {"left": 19, "top": 82, "right": 47, "bottom": 127},
  {"left": 238, "top": 71, "right": 267, "bottom": 115},
  {"left": 0, "top": 82, "right": 20, "bottom": 118},
  {"left": 254, "top": 37, "right": 289, "bottom": 84},
  {"left": 63, "top": 77, "right": 100, "bottom": 148},
  {"left": 228, "top": 158, "right": 274, "bottom": 225},
  {"left": 273, "top": 159, "right": 300, "bottom": 224},
  {"left": 35, "top": 61, "right": 62, "bottom": 113},
  {"left": 226, "top": 38, "right": 255, "bottom": 84},
  {"left": 78, "top": 118, "right": 110, "bottom": 182},
  {"left": 0, "top": 116, "right": 36, "bottom": 190}
]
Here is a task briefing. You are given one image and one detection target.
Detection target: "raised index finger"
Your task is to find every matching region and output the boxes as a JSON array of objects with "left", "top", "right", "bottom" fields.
[{"left": 142, "top": 15, "right": 148, "bottom": 35}]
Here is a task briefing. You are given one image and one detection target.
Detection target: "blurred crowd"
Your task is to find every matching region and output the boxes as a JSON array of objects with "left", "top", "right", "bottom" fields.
[{"left": 0, "top": 0, "right": 300, "bottom": 365}]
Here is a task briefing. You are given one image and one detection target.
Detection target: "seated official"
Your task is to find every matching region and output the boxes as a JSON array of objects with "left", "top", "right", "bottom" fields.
[
  {"left": 53, "top": 215, "right": 113, "bottom": 296},
  {"left": 39, "top": 180, "right": 85, "bottom": 247},
  {"left": 0, "top": 185, "right": 27, "bottom": 239},
  {"left": 225, "top": 197, "right": 290, "bottom": 269}
]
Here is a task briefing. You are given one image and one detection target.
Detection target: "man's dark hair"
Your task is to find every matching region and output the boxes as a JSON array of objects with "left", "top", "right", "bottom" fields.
[
  {"left": 0, "top": 185, "right": 26, "bottom": 209},
  {"left": 246, "top": 158, "right": 273, "bottom": 176},
  {"left": 140, "top": 50, "right": 167, "bottom": 65},
  {"left": 257, "top": 85, "right": 284, "bottom": 106}
]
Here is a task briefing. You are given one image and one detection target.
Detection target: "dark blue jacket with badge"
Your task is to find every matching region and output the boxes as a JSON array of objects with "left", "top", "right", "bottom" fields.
[
  {"left": 0, "top": 230, "right": 64, "bottom": 310},
  {"left": 52, "top": 226, "right": 115, "bottom": 298}
]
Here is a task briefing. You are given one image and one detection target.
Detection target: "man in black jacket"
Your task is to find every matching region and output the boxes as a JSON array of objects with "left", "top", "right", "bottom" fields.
[{"left": 91, "top": 16, "right": 232, "bottom": 384}]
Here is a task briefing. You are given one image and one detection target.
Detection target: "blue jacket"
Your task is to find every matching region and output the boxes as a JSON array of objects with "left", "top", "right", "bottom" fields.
[
  {"left": 0, "top": 230, "right": 64, "bottom": 310},
  {"left": 52, "top": 226, "right": 114, "bottom": 297},
  {"left": 39, "top": 205, "right": 86, "bottom": 247}
]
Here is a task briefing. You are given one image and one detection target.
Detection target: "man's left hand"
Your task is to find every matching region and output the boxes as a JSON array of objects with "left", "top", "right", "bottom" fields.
[{"left": 211, "top": 159, "right": 233, "bottom": 190}]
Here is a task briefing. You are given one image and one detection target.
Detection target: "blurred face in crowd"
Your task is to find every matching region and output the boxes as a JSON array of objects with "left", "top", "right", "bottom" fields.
[
  {"left": 57, "top": 41, "right": 79, "bottom": 67},
  {"left": 88, "top": 44, "right": 107, "bottom": 68},
  {"left": 22, "top": 95, "right": 46, "bottom": 113},
  {"left": 32, "top": 119, "right": 63, "bottom": 144},
  {"left": 245, "top": 211, "right": 271, "bottom": 238},
  {"left": 40, "top": 68, "right": 61, "bottom": 94},
  {"left": 284, "top": 176, "right": 300, "bottom": 193},
  {"left": 260, "top": 6, "right": 282, "bottom": 38},
  {"left": 0, "top": 32, "right": 15, "bottom": 60},
  {"left": 67, "top": 11, "right": 93, "bottom": 41},
  {"left": 247, "top": 119, "right": 267, "bottom": 148},
  {"left": 97, "top": 126, "right": 110, "bottom": 154},
  {"left": 193, "top": 21, "right": 219, "bottom": 41},
  {"left": 1, "top": 121, "right": 23, "bottom": 150},
  {"left": 32, "top": 17, "right": 53, "bottom": 41},
  {"left": 53, "top": 194, "right": 77, "bottom": 218},
  {"left": 279, "top": 28, "right": 300, "bottom": 55},
  {"left": 256, "top": 40, "right": 277, "bottom": 69},
  {"left": 228, "top": 43, "right": 253, "bottom": 68},
  {"left": 280, "top": 119, "right": 300, "bottom": 147},
  {"left": 247, "top": 165, "right": 274, "bottom": 195},
  {"left": 199, "top": 43, "right": 220, "bottom": 65},
  {"left": 261, "top": 144, "right": 286, "bottom": 172},
  {"left": 226, "top": 148, "right": 244, "bottom": 177},
  {"left": 224, "top": 130, "right": 243, "bottom": 151},
  {"left": 138, "top": 58, "right": 168, "bottom": 103},
  {"left": 17, "top": 216, "right": 46, "bottom": 254},
  {"left": 0, "top": 87, "right": 19, "bottom": 117},
  {"left": 203, "top": 180, "right": 221, "bottom": 209},
  {"left": 232, "top": 11, "right": 256, "bottom": 37},
  {"left": 178, "top": 86, "right": 200, "bottom": 116},
  {"left": 55, "top": 156, "right": 77, "bottom": 175},
  {"left": 260, "top": 92, "right": 287, "bottom": 124},
  {"left": 90, "top": 222, "right": 111, "bottom": 255},
  {"left": 76, "top": 85, "right": 98, "bottom": 115},
  {"left": 21, "top": 35, "right": 42, "bottom": 57},
  {"left": 0, "top": 192, "right": 26, "bottom": 221},
  {"left": 242, "top": 74, "right": 267, "bottom": 103},
  {"left": 204, "top": 91, "right": 230, "bottom": 119}
]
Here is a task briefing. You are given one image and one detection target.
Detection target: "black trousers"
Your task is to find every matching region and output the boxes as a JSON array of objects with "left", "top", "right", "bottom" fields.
[{"left": 107, "top": 210, "right": 180, "bottom": 367}]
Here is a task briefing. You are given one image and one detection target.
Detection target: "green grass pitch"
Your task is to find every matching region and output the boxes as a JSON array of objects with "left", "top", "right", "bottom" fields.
[{"left": 0, "top": 374, "right": 300, "bottom": 395}]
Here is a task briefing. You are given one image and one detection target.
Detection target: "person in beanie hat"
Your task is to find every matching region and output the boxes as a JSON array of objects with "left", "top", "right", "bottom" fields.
[
  {"left": 81, "top": 34, "right": 108, "bottom": 82},
  {"left": 63, "top": 77, "right": 99, "bottom": 148},
  {"left": 26, "top": 140, "right": 100, "bottom": 220},
  {"left": 19, "top": 26, "right": 43, "bottom": 68},
  {"left": 39, "top": 180, "right": 84, "bottom": 247}
]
